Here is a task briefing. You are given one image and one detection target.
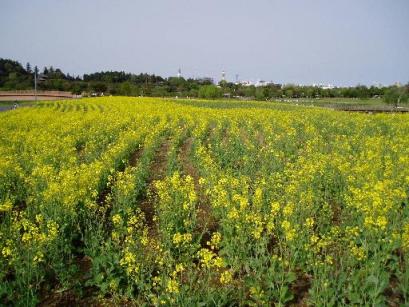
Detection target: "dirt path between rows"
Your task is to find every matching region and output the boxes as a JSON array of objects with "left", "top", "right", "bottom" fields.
[{"left": 139, "top": 138, "right": 171, "bottom": 234}]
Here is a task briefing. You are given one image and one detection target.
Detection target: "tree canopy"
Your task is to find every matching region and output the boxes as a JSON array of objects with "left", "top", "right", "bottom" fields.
[
  {"left": 383, "top": 86, "right": 409, "bottom": 107},
  {"left": 1, "top": 58, "right": 407, "bottom": 100}
]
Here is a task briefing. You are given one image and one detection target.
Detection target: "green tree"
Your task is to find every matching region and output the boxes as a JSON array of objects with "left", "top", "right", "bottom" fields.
[
  {"left": 91, "top": 82, "right": 107, "bottom": 94},
  {"left": 198, "top": 85, "right": 222, "bottom": 99},
  {"left": 384, "top": 85, "right": 409, "bottom": 107},
  {"left": 119, "top": 81, "right": 133, "bottom": 96}
]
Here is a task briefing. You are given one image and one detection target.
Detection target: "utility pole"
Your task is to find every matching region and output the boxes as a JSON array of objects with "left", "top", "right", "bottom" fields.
[{"left": 34, "top": 66, "right": 38, "bottom": 102}]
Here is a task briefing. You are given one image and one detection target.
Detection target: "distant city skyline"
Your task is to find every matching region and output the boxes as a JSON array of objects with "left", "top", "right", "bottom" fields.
[{"left": 1, "top": 0, "right": 408, "bottom": 86}]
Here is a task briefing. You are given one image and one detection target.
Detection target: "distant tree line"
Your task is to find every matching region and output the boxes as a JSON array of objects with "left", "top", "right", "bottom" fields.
[{"left": 1, "top": 58, "right": 408, "bottom": 105}]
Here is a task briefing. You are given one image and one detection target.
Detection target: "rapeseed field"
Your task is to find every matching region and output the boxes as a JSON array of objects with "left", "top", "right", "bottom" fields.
[{"left": 0, "top": 97, "right": 408, "bottom": 306}]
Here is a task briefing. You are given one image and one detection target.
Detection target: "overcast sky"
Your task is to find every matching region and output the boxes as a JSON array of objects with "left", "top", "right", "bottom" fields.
[{"left": 1, "top": 0, "right": 408, "bottom": 86}]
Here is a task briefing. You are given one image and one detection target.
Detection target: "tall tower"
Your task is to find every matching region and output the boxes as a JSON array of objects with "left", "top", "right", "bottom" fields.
[
  {"left": 177, "top": 68, "right": 181, "bottom": 78},
  {"left": 235, "top": 74, "right": 239, "bottom": 84},
  {"left": 221, "top": 70, "right": 226, "bottom": 81}
]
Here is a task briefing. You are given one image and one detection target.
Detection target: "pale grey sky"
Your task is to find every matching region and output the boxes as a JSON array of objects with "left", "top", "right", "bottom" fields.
[{"left": 1, "top": 0, "right": 408, "bottom": 85}]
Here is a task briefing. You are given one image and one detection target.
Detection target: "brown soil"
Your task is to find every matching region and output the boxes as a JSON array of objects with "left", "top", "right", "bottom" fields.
[
  {"left": 384, "top": 266, "right": 404, "bottom": 306},
  {"left": 179, "top": 137, "right": 199, "bottom": 182},
  {"left": 129, "top": 145, "right": 143, "bottom": 167},
  {"left": 289, "top": 271, "right": 312, "bottom": 306},
  {"left": 179, "top": 136, "right": 219, "bottom": 243},
  {"left": 139, "top": 138, "right": 171, "bottom": 233}
]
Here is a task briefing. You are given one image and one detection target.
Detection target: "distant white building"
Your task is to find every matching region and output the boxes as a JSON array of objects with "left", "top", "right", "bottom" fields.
[
  {"left": 239, "top": 80, "right": 253, "bottom": 86},
  {"left": 255, "top": 80, "right": 273, "bottom": 87},
  {"left": 312, "top": 83, "right": 335, "bottom": 89}
]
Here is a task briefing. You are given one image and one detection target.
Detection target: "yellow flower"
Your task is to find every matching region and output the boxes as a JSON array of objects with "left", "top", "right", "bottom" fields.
[
  {"left": 183, "top": 233, "right": 192, "bottom": 243},
  {"left": 175, "top": 263, "right": 185, "bottom": 273},
  {"left": 227, "top": 208, "right": 239, "bottom": 220},
  {"left": 207, "top": 232, "right": 221, "bottom": 250},
  {"left": 351, "top": 245, "right": 366, "bottom": 261},
  {"left": 112, "top": 214, "right": 122, "bottom": 226},
  {"left": 172, "top": 232, "right": 183, "bottom": 245},
  {"left": 197, "top": 248, "right": 215, "bottom": 269},
  {"left": 120, "top": 250, "right": 139, "bottom": 276},
  {"left": 376, "top": 216, "right": 388, "bottom": 230},
  {"left": 270, "top": 202, "right": 280, "bottom": 216},
  {"left": 2, "top": 246, "right": 12, "bottom": 257},
  {"left": 0, "top": 199, "right": 13, "bottom": 212},
  {"left": 34, "top": 251, "right": 44, "bottom": 263},
  {"left": 140, "top": 230, "right": 149, "bottom": 246},
  {"left": 220, "top": 270, "right": 233, "bottom": 285},
  {"left": 22, "top": 232, "right": 32, "bottom": 243},
  {"left": 283, "top": 203, "right": 294, "bottom": 217},
  {"left": 281, "top": 220, "right": 291, "bottom": 231},
  {"left": 212, "top": 256, "right": 225, "bottom": 268},
  {"left": 172, "top": 232, "right": 192, "bottom": 246},
  {"left": 111, "top": 231, "right": 119, "bottom": 242},
  {"left": 166, "top": 278, "right": 179, "bottom": 294},
  {"left": 305, "top": 217, "right": 314, "bottom": 228},
  {"left": 325, "top": 255, "right": 334, "bottom": 265},
  {"left": 35, "top": 214, "right": 44, "bottom": 224},
  {"left": 47, "top": 220, "right": 59, "bottom": 240},
  {"left": 109, "top": 279, "right": 118, "bottom": 291},
  {"left": 281, "top": 220, "right": 296, "bottom": 241}
]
